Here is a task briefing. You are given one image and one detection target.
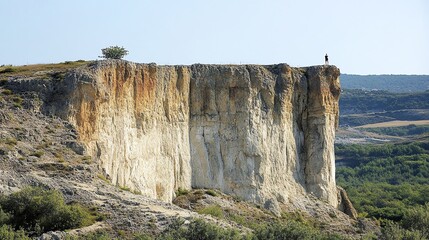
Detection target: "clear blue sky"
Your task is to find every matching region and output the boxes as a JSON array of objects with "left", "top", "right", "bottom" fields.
[{"left": 1, "top": 0, "right": 428, "bottom": 74}]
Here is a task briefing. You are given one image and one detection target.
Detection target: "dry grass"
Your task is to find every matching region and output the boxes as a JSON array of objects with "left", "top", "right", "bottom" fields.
[
  {"left": 358, "top": 120, "right": 429, "bottom": 129},
  {"left": 0, "top": 60, "right": 89, "bottom": 78}
]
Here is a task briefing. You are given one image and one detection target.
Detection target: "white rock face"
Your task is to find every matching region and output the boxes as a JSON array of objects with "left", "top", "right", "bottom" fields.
[{"left": 56, "top": 60, "right": 341, "bottom": 207}]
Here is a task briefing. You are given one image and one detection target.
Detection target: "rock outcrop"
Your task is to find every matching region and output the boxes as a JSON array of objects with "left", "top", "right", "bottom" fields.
[{"left": 11, "top": 60, "right": 341, "bottom": 208}]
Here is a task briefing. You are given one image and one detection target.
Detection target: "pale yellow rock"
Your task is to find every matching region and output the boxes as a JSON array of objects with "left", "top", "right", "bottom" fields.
[{"left": 57, "top": 60, "right": 341, "bottom": 207}]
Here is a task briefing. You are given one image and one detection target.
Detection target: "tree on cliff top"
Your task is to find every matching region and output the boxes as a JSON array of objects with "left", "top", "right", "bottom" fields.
[{"left": 99, "top": 46, "right": 129, "bottom": 59}]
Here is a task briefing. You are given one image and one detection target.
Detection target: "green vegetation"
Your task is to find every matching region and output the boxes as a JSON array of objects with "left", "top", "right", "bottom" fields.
[
  {"left": 97, "top": 174, "right": 110, "bottom": 183},
  {"left": 0, "top": 67, "right": 17, "bottom": 74},
  {"left": 119, "top": 185, "right": 131, "bottom": 192},
  {"left": 253, "top": 221, "right": 344, "bottom": 240},
  {"left": 197, "top": 205, "right": 224, "bottom": 218},
  {"left": 172, "top": 189, "right": 356, "bottom": 240},
  {"left": 1, "top": 89, "right": 12, "bottom": 95},
  {"left": 175, "top": 187, "right": 189, "bottom": 196},
  {"left": 155, "top": 218, "right": 346, "bottom": 240},
  {"left": 380, "top": 203, "right": 429, "bottom": 239},
  {"left": 75, "top": 230, "right": 113, "bottom": 240},
  {"left": 340, "top": 74, "right": 429, "bottom": 93},
  {"left": 336, "top": 141, "right": 429, "bottom": 238},
  {"left": 0, "top": 225, "right": 30, "bottom": 240},
  {"left": 336, "top": 142, "right": 429, "bottom": 226},
  {"left": 0, "top": 61, "right": 88, "bottom": 78},
  {"left": 4, "top": 138, "right": 17, "bottom": 146},
  {"left": 364, "top": 124, "right": 429, "bottom": 136},
  {"left": 160, "top": 219, "right": 246, "bottom": 240},
  {"left": 99, "top": 46, "right": 129, "bottom": 60},
  {"left": 205, "top": 189, "right": 217, "bottom": 197},
  {"left": 0, "top": 187, "right": 99, "bottom": 237},
  {"left": 30, "top": 150, "right": 44, "bottom": 158}
]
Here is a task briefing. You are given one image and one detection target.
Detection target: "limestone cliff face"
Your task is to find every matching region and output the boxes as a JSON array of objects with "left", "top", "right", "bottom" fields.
[{"left": 53, "top": 60, "right": 340, "bottom": 206}]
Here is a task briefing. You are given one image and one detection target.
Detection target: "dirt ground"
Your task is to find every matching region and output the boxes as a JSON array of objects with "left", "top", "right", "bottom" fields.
[{"left": 358, "top": 120, "right": 429, "bottom": 128}]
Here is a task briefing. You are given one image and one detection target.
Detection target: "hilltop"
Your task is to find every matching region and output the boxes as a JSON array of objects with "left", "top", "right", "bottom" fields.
[{"left": 340, "top": 74, "right": 429, "bottom": 93}]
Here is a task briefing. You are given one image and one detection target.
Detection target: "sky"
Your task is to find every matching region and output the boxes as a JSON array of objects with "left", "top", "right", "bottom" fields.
[{"left": 0, "top": 0, "right": 428, "bottom": 74}]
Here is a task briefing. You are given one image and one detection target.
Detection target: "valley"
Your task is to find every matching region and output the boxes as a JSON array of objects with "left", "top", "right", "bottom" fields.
[{"left": 335, "top": 75, "right": 429, "bottom": 238}]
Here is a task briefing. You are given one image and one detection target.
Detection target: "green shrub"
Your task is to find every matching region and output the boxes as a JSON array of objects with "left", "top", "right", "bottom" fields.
[
  {"left": 13, "top": 103, "right": 22, "bottom": 109},
  {"left": 0, "top": 208, "right": 10, "bottom": 225},
  {"left": 119, "top": 185, "right": 131, "bottom": 191},
  {"left": 4, "top": 138, "right": 17, "bottom": 146},
  {"left": 400, "top": 203, "right": 429, "bottom": 237},
  {"left": 198, "top": 205, "right": 224, "bottom": 219},
  {"left": 1, "top": 89, "right": 12, "bottom": 95},
  {"left": 0, "top": 67, "right": 17, "bottom": 74},
  {"left": 0, "top": 225, "right": 30, "bottom": 240},
  {"left": 11, "top": 96, "right": 22, "bottom": 104},
  {"left": 205, "top": 189, "right": 217, "bottom": 197},
  {"left": 133, "top": 233, "right": 154, "bottom": 240},
  {"left": 86, "top": 231, "right": 113, "bottom": 240},
  {"left": 97, "top": 174, "right": 109, "bottom": 183},
  {"left": 380, "top": 221, "right": 425, "bottom": 240},
  {"left": 160, "top": 219, "right": 245, "bottom": 240},
  {"left": 0, "top": 187, "right": 96, "bottom": 233},
  {"left": 30, "top": 151, "right": 44, "bottom": 158},
  {"left": 254, "top": 221, "right": 345, "bottom": 240},
  {"left": 99, "top": 46, "right": 128, "bottom": 59},
  {"left": 176, "top": 187, "right": 189, "bottom": 196}
]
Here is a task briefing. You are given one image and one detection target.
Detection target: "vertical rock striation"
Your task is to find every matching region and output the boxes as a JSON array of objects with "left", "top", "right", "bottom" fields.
[{"left": 41, "top": 60, "right": 341, "bottom": 207}]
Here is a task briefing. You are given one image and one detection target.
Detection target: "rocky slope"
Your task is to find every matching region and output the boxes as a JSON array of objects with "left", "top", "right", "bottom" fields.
[{"left": 6, "top": 60, "right": 341, "bottom": 210}]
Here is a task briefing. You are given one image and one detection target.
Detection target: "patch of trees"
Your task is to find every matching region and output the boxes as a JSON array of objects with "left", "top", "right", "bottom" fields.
[
  {"left": 336, "top": 142, "right": 429, "bottom": 221},
  {"left": 0, "top": 187, "right": 101, "bottom": 237},
  {"left": 364, "top": 124, "right": 429, "bottom": 136}
]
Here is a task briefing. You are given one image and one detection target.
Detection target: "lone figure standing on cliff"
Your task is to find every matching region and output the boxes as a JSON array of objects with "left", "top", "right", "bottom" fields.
[{"left": 325, "top": 54, "right": 329, "bottom": 65}]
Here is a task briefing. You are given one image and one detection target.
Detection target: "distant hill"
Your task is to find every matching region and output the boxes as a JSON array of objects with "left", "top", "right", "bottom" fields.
[
  {"left": 340, "top": 74, "right": 429, "bottom": 93},
  {"left": 339, "top": 89, "right": 429, "bottom": 127}
]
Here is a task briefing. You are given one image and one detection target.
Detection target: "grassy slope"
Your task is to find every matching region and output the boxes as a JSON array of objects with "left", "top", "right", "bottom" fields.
[{"left": 0, "top": 61, "right": 89, "bottom": 79}]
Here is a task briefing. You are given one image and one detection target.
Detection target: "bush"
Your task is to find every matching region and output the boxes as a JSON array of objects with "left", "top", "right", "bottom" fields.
[
  {"left": 197, "top": 205, "right": 224, "bottom": 219},
  {"left": 0, "top": 67, "right": 17, "bottom": 74},
  {"left": 0, "top": 187, "right": 95, "bottom": 234},
  {"left": 0, "top": 225, "right": 30, "bottom": 240},
  {"left": 176, "top": 187, "right": 189, "bottom": 196},
  {"left": 160, "top": 219, "right": 245, "bottom": 240},
  {"left": 401, "top": 203, "right": 429, "bottom": 237},
  {"left": 79, "top": 230, "right": 113, "bottom": 240},
  {"left": 380, "top": 221, "right": 425, "bottom": 240},
  {"left": 30, "top": 151, "right": 44, "bottom": 158},
  {"left": 1, "top": 89, "right": 12, "bottom": 95},
  {"left": 253, "top": 221, "right": 344, "bottom": 240},
  {"left": 99, "top": 46, "right": 128, "bottom": 59},
  {"left": 205, "top": 189, "right": 217, "bottom": 197},
  {"left": 0, "top": 208, "right": 10, "bottom": 225}
]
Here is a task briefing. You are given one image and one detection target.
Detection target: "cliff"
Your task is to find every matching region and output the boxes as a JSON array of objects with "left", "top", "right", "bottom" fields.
[{"left": 15, "top": 60, "right": 341, "bottom": 209}]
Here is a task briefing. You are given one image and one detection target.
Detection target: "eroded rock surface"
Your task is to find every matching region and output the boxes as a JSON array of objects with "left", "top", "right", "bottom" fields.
[{"left": 7, "top": 60, "right": 341, "bottom": 208}]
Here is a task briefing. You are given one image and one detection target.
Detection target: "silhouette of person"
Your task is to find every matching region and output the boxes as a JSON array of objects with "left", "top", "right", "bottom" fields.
[{"left": 325, "top": 54, "right": 329, "bottom": 65}]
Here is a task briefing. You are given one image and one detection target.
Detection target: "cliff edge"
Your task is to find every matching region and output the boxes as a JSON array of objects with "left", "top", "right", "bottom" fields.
[{"left": 9, "top": 60, "right": 341, "bottom": 210}]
